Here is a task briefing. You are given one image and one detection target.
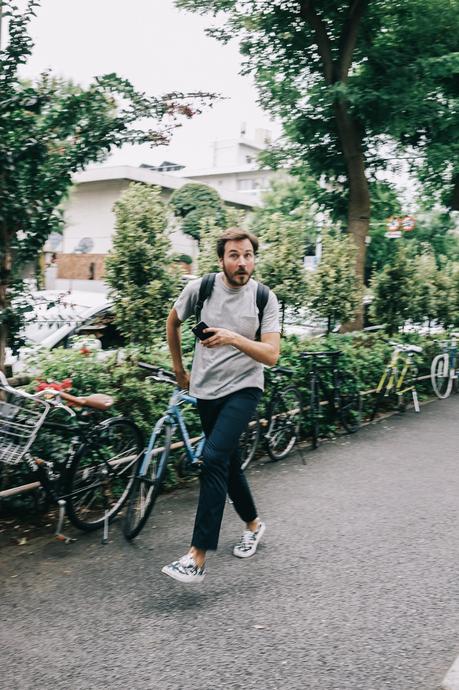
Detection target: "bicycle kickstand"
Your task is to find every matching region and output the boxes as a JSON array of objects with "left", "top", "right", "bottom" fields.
[
  {"left": 101, "top": 510, "right": 109, "bottom": 545},
  {"left": 55, "top": 499, "right": 76, "bottom": 544}
]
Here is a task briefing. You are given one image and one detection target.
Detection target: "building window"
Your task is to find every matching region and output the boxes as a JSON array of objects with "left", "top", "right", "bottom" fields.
[{"left": 237, "top": 178, "right": 255, "bottom": 191}]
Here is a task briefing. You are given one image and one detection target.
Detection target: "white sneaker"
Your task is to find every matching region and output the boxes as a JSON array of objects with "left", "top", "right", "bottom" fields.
[
  {"left": 233, "top": 521, "right": 266, "bottom": 558},
  {"left": 161, "top": 554, "right": 206, "bottom": 583}
]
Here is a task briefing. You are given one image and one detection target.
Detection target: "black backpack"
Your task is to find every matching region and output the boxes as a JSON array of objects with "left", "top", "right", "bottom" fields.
[{"left": 194, "top": 273, "right": 270, "bottom": 340}]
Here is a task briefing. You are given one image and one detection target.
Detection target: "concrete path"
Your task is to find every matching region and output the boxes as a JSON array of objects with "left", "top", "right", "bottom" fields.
[{"left": 1, "top": 397, "right": 458, "bottom": 690}]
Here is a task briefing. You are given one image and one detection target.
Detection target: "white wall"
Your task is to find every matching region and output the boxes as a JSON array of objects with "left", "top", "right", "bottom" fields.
[
  {"left": 60, "top": 179, "right": 198, "bottom": 261},
  {"left": 62, "top": 180, "right": 129, "bottom": 254}
]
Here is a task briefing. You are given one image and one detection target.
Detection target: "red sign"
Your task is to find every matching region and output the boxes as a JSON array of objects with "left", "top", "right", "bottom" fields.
[
  {"left": 401, "top": 215, "right": 416, "bottom": 232},
  {"left": 386, "top": 217, "right": 400, "bottom": 232}
]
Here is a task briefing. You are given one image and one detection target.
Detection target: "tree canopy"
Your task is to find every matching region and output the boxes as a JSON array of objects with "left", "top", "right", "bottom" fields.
[
  {"left": 105, "top": 184, "right": 181, "bottom": 347},
  {"left": 169, "top": 182, "right": 227, "bottom": 241},
  {"left": 177, "top": 0, "right": 459, "bottom": 327},
  {"left": 0, "top": 0, "right": 212, "bottom": 369}
]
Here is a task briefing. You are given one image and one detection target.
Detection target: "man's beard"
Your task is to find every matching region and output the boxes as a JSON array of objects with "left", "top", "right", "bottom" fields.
[{"left": 222, "top": 264, "right": 254, "bottom": 287}]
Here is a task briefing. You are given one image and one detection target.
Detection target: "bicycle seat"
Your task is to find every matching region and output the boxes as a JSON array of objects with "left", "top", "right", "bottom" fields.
[
  {"left": 389, "top": 341, "right": 423, "bottom": 354},
  {"left": 270, "top": 366, "right": 293, "bottom": 376},
  {"left": 60, "top": 391, "right": 114, "bottom": 411}
]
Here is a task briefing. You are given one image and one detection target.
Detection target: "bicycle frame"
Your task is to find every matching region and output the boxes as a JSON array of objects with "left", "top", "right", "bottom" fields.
[
  {"left": 139, "top": 388, "right": 205, "bottom": 477},
  {"left": 308, "top": 354, "right": 343, "bottom": 412},
  {"left": 376, "top": 349, "right": 416, "bottom": 397}
]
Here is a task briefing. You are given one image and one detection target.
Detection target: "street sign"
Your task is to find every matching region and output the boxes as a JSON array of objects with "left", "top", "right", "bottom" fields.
[
  {"left": 385, "top": 231, "right": 402, "bottom": 239},
  {"left": 401, "top": 215, "right": 416, "bottom": 232},
  {"left": 386, "top": 216, "right": 401, "bottom": 232}
]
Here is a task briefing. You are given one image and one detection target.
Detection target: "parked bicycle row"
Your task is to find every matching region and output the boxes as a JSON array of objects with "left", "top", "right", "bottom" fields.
[{"left": 1, "top": 333, "right": 457, "bottom": 543}]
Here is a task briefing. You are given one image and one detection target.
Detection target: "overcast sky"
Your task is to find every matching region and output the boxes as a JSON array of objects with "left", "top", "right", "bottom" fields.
[{"left": 11, "top": 0, "right": 280, "bottom": 169}]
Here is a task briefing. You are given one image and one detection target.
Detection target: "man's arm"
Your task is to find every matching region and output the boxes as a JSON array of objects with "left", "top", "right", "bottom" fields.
[
  {"left": 201, "top": 328, "right": 280, "bottom": 367},
  {"left": 166, "top": 308, "right": 190, "bottom": 389}
]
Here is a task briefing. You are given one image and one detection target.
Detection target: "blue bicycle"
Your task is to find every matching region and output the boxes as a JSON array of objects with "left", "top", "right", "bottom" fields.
[{"left": 123, "top": 363, "right": 259, "bottom": 540}]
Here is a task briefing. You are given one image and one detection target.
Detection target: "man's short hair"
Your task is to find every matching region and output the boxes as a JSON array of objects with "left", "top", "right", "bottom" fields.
[{"left": 216, "top": 228, "right": 259, "bottom": 259}]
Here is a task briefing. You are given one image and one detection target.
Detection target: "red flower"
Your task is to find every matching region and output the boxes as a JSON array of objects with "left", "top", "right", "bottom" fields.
[{"left": 35, "top": 378, "right": 73, "bottom": 392}]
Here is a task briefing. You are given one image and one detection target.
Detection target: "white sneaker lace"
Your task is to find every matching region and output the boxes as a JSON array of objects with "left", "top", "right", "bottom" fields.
[{"left": 238, "top": 530, "right": 256, "bottom": 550}]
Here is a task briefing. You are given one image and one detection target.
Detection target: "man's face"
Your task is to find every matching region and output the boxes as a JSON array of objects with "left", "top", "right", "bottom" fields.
[{"left": 219, "top": 239, "right": 255, "bottom": 287}]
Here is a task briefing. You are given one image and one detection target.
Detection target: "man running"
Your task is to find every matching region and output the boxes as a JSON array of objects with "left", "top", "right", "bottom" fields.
[{"left": 162, "top": 228, "right": 280, "bottom": 583}]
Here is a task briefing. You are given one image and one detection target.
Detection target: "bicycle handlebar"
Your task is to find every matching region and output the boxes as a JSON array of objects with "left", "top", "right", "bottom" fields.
[
  {"left": 0, "top": 371, "right": 76, "bottom": 417},
  {"left": 300, "top": 350, "right": 342, "bottom": 359},
  {"left": 269, "top": 365, "right": 294, "bottom": 376},
  {"left": 138, "top": 362, "right": 177, "bottom": 385},
  {"left": 387, "top": 341, "right": 423, "bottom": 353}
]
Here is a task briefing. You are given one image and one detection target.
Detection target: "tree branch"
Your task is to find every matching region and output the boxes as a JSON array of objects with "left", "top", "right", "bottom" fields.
[
  {"left": 299, "top": 1, "right": 335, "bottom": 83},
  {"left": 338, "top": 0, "right": 369, "bottom": 81}
]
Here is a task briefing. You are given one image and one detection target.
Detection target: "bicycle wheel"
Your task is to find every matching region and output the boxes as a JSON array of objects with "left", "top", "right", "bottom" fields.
[
  {"left": 338, "top": 375, "right": 362, "bottom": 433},
  {"left": 66, "top": 418, "right": 143, "bottom": 531},
  {"left": 431, "top": 353, "right": 452, "bottom": 399},
  {"left": 266, "top": 386, "right": 303, "bottom": 461},
  {"left": 123, "top": 420, "right": 172, "bottom": 540},
  {"left": 240, "top": 410, "right": 261, "bottom": 471}
]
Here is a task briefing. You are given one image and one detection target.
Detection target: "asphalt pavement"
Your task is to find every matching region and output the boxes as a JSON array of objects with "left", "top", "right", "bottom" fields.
[{"left": 1, "top": 397, "right": 458, "bottom": 690}]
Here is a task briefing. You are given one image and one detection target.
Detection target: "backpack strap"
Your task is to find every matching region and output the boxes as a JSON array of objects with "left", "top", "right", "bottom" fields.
[
  {"left": 195, "top": 272, "right": 270, "bottom": 340},
  {"left": 195, "top": 272, "right": 217, "bottom": 323},
  {"left": 255, "top": 282, "right": 270, "bottom": 340}
]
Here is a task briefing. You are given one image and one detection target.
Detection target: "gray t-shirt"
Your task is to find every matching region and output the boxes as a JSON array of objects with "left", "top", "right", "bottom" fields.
[{"left": 174, "top": 273, "right": 280, "bottom": 400}]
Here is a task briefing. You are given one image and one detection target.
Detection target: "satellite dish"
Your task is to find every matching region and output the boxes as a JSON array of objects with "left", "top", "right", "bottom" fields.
[
  {"left": 75, "top": 237, "right": 94, "bottom": 254},
  {"left": 48, "top": 232, "right": 62, "bottom": 251}
]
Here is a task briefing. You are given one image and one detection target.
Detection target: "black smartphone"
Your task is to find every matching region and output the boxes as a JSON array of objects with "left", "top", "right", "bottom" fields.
[{"left": 192, "top": 321, "right": 214, "bottom": 341}]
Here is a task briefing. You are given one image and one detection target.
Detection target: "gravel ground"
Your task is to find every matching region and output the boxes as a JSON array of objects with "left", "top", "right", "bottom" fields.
[{"left": 1, "top": 397, "right": 458, "bottom": 690}]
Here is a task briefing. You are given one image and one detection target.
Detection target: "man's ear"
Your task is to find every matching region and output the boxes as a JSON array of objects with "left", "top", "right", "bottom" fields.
[{"left": 218, "top": 256, "right": 224, "bottom": 269}]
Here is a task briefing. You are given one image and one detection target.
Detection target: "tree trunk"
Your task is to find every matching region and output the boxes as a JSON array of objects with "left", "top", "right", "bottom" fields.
[
  {"left": 281, "top": 300, "right": 285, "bottom": 336},
  {"left": 333, "top": 100, "right": 370, "bottom": 332},
  {"left": 299, "top": 0, "right": 370, "bottom": 332}
]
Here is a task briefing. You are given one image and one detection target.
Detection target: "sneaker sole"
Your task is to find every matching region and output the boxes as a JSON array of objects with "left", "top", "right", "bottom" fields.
[
  {"left": 232, "top": 522, "right": 266, "bottom": 559},
  {"left": 161, "top": 566, "right": 206, "bottom": 583}
]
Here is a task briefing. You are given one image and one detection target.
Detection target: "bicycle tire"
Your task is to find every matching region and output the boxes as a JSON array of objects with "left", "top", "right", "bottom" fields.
[
  {"left": 66, "top": 418, "right": 143, "bottom": 532},
  {"left": 240, "top": 410, "right": 261, "bottom": 470},
  {"left": 431, "top": 353, "right": 452, "bottom": 399},
  {"left": 337, "top": 375, "right": 361, "bottom": 433},
  {"left": 123, "top": 420, "right": 172, "bottom": 540},
  {"left": 266, "top": 386, "right": 303, "bottom": 461}
]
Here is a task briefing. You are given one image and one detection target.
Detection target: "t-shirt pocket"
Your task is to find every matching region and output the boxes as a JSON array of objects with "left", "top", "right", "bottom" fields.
[{"left": 239, "top": 314, "right": 258, "bottom": 339}]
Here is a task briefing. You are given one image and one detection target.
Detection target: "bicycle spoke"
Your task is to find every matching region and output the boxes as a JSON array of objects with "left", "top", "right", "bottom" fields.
[{"left": 66, "top": 419, "right": 143, "bottom": 531}]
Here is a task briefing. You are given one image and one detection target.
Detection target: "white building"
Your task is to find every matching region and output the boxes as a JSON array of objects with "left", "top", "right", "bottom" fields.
[
  {"left": 172, "top": 127, "right": 288, "bottom": 203},
  {"left": 46, "top": 164, "right": 260, "bottom": 294}
]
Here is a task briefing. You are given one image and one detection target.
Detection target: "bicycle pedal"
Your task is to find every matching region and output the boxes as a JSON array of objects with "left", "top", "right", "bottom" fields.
[{"left": 175, "top": 457, "right": 202, "bottom": 479}]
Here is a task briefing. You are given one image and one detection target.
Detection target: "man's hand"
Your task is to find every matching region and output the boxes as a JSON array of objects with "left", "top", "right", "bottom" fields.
[
  {"left": 201, "top": 326, "right": 280, "bottom": 367},
  {"left": 175, "top": 369, "right": 190, "bottom": 390},
  {"left": 201, "top": 327, "right": 236, "bottom": 348}
]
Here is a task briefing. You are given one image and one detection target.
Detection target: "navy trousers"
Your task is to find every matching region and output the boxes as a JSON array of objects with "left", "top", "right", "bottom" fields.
[{"left": 191, "top": 387, "right": 262, "bottom": 551}]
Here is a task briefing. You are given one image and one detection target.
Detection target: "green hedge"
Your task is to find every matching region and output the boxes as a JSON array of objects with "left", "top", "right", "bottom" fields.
[{"left": 0, "top": 329, "right": 444, "bottom": 517}]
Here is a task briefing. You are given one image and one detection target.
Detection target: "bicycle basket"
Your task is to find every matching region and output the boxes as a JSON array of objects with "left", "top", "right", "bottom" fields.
[{"left": 0, "top": 391, "right": 49, "bottom": 465}]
